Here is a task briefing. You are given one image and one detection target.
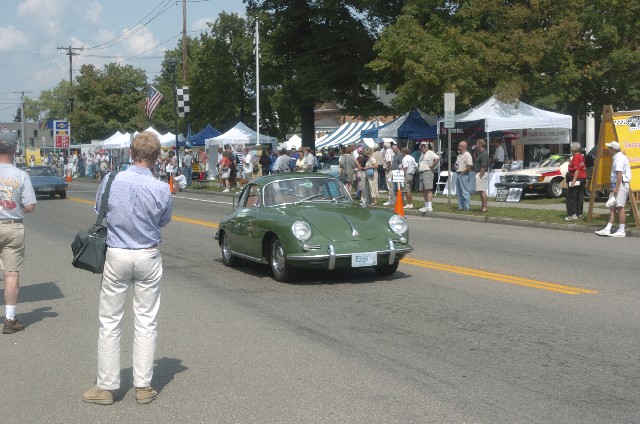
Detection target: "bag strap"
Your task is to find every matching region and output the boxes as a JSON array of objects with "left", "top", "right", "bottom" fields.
[{"left": 95, "top": 171, "right": 119, "bottom": 226}]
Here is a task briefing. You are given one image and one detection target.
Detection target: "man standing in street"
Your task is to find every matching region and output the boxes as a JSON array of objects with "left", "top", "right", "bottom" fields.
[
  {"left": 83, "top": 131, "right": 172, "bottom": 405},
  {"left": 417, "top": 142, "right": 439, "bottom": 213},
  {"left": 474, "top": 139, "right": 489, "bottom": 212},
  {"left": 198, "top": 148, "right": 209, "bottom": 180},
  {"left": 455, "top": 140, "right": 474, "bottom": 211},
  {"left": 401, "top": 147, "right": 417, "bottom": 209},
  {"left": 0, "top": 131, "right": 36, "bottom": 334},
  {"left": 384, "top": 143, "right": 403, "bottom": 207},
  {"left": 373, "top": 145, "right": 386, "bottom": 191},
  {"left": 595, "top": 141, "right": 632, "bottom": 237}
]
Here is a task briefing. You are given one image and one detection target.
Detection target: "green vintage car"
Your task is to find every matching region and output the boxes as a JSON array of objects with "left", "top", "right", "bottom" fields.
[{"left": 214, "top": 173, "right": 413, "bottom": 282}]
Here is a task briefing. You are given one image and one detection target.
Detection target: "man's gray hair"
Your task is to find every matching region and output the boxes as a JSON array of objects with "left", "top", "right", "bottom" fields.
[
  {"left": 570, "top": 142, "right": 582, "bottom": 152},
  {"left": 0, "top": 131, "right": 18, "bottom": 154}
]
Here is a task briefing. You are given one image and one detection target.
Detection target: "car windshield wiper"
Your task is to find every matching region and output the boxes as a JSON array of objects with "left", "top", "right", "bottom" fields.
[
  {"left": 296, "top": 194, "right": 324, "bottom": 204},
  {"left": 331, "top": 195, "right": 351, "bottom": 204}
]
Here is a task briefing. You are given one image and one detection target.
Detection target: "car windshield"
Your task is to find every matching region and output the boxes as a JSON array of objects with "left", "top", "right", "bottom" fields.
[
  {"left": 539, "top": 155, "right": 569, "bottom": 168},
  {"left": 25, "top": 167, "right": 55, "bottom": 176},
  {"left": 262, "top": 177, "right": 351, "bottom": 207}
]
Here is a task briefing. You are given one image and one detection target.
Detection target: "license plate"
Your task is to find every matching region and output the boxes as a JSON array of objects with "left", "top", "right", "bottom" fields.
[
  {"left": 39, "top": 187, "right": 55, "bottom": 192},
  {"left": 352, "top": 252, "right": 377, "bottom": 267}
]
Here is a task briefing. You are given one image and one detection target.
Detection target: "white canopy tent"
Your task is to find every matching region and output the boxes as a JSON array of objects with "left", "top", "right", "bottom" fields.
[
  {"left": 101, "top": 131, "right": 123, "bottom": 148},
  {"left": 286, "top": 134, "right": 302, "bottom": 150},
  {"left": 315, "top": 121, "right": 377, "bottom": 149},
  {"left": 206, "top": 122, "right": 277, "bottom": 147},
  {"left": 453, "top": 96, "right": 572, "bottom": 132},
  {"left": 102, "top": 132, "right": 131, "bottom": 149}
]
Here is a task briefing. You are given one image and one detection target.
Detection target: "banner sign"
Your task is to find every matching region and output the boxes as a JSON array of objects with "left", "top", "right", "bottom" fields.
[
  {"left": 612, "top": 112, "right": 640, "bottom": 192},
  {"left": 517, "top": 128, "right": 570, "bottom": 145},
  {"left": 53, "top": 121, "right": 70, "bottom": 148}
]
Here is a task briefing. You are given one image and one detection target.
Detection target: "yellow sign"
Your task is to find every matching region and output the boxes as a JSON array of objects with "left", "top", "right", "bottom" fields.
[
  {"left": 612, "top": 112, "right": 640, "bottom": 191},
  {"left": 25, "top": 148, "right": 42, "bottom": 165}
]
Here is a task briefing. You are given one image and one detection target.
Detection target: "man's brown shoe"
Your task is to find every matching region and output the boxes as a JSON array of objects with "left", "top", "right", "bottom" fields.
[
  {"left": 3, "top": 319, "right": 25, "bottom": 334},
  {"left": 135, "top": 387, "right": 157, "bottom": 404},
  {"left": 82, "top": 387, "right": 114, "bottom": 405}
]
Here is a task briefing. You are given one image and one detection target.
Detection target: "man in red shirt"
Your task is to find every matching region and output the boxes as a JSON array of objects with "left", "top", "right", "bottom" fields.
[{"left": 564, "top": 142, "right": 587, "bottom": 220}]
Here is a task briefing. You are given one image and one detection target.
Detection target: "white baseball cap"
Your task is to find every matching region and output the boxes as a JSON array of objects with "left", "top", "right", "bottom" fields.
[{"left": 605, "top": 141, "right": 620, "bottom": 150}]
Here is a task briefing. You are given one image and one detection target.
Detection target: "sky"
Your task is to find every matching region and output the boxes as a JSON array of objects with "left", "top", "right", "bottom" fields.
[{"left": 0, "top": 0, "right": 246, "bottom": 122}]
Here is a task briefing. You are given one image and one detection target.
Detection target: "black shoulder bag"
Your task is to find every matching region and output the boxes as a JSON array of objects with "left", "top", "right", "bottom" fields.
[{"left": 71, "top": 171, "right": 118, "bottom": 274}]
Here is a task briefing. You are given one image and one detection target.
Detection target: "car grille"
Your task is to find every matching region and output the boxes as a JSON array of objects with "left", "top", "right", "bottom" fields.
[{"left": 504, "top": 175, "right": 533, "bottom": 183}]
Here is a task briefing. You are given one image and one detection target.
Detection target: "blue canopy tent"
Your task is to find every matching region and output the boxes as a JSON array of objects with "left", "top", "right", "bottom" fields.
[
  {"left": 182, "top": 124, "right": 221, "bottom": 147},
  {"left": 361, "top": 109, "right": 438, "bottom": 140}
]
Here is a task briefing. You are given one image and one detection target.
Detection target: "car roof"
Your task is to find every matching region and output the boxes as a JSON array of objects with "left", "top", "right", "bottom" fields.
[{"left": 249, "top": 173, "right": 336, "bottom": 187}]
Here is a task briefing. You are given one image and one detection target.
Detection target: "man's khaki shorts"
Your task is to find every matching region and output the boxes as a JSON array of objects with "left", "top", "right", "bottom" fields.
[
  {"left": 615, "top": 184, "right": 630, "bottom": 208},
  {"left": 0, "top": 223, "right": 25, "bottom": 272},
  {"left": 475, "top": 173, "right": 488, "bottom": 192},
  {"left": 418, "top": 171, "right": 434, "bottom": 191},
  {"left": 403, "top": 175, "right": 413, "bottom": 192}
]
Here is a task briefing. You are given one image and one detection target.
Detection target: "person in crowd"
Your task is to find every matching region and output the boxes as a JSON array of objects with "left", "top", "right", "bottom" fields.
[
  {"left": 384, "top": 141, "right": 395, "bottom": 194},
  {"left": 174, "top": 168, "right": 187, "bottom": 191},
  {"left": 302, "top": 147, "right": 315, "bottom": 172},
  {"left": 417, "top": 141, "right": 439, "bottom": 213},
  {"left": 83, "top": 131, "right": 172, "bottom": 406},
  {"left": 295, "top": 149, "right": 305, "bottom": 172},
  {"left": 224, "top": 146, "right": 238, "bottom": 188},
  {"left": 595, "top": 141, "right": 632, "bottom": 237},
  {"left": 259, "top": 150, "right": 271, "bottom": 176},
  {"left": 289, "top": 148, "right": 299, "bottom": 172},
  {"left": 79, "top": 153, "right": 86, "bottom": 177},
  {"left": 474, "top": 139, "right": 489, "bottom": 213},
  {"left": 198, "top": 148, "right": 209, "bottom": 181},
  {"left": 491, "top": 139, "right": 505, "bottom": 169},
  {"left": 372, "top": 145, "right": 386, "bottom": 191},
  {"left": 564, "top": 142, "right": 587, "bottom": 221},
  {"left": 269, "top": 149, "right": 278, "bottom": 172},
  {"left": 183, "top": 149, "right": 193, "bottom": 186},
  {"left": 384, "top": 143, "right": 404, "bottom": 207},
  {"left": 363, "top": 148, "right": 379, "bottom": 206},
  {"left": 241, "top": 147, "right": 254, "bottom": 186},
  {"left": 29, "top": 155, "right": 36, "bottom": 167},
  {"left": 455, "top": 140, "right": 474, "bottom": 211},
  {"left": 355, "top": 147, "right": 369, "bottom": 204},
  {"left": 218, "top": 151, "right": 233, "bottom": 192},
  {"left": 339, "top": 145, "right": 357, "bottom": 194},
  {"left": 71, "top": 150, "right": 78, "bottom": 176},
  {"left": 275, "top": 148, "right": 291, "bottom": 173},
  {"left": 0, "top": 131, "right": 36, "bottom": 335},
  {"left": 411, "top": 143, "right": 422, "bottom": 192},
  {"left": 401, "top": 147, "right": 417, "bottom": 209}
]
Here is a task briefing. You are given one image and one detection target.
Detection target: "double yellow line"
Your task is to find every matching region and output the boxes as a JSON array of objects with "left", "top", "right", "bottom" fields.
[
  {"left": 69, "top": 196, "right": 595, "bottom": 295},
  {"left": 401, "top": 257, "right": 596, "bottom": 295}
]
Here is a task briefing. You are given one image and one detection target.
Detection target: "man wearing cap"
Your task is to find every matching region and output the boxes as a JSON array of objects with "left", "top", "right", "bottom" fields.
[
  {"left": 416, "top": 142, "right": 440, "bottom": 212},
  {"left": 0, "top": 131, "right": 37, "bottom": 334},
  {"left": 183, "top": 149, "right": 193, "bottom": 186},
  {"left": 595, "top": 141, "right": 632, "bottom": 237}
]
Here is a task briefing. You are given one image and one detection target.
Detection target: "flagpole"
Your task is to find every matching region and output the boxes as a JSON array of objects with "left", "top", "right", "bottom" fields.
[{"left": 255, "top": 20, "right": 260, "bottom": 147}]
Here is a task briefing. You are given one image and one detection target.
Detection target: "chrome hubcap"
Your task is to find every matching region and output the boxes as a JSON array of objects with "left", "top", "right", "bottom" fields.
[{"left": 272, "top": 241, "right": 285, "bottom": 275}]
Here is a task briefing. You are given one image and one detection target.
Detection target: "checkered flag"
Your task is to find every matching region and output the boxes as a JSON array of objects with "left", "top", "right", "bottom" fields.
[{"left": 176, "top": 86, "right": 190, "bottom": 118}]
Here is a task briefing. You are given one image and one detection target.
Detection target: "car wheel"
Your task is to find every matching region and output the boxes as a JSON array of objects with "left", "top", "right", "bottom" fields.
[
  {"left": 49, "top": 192, "right": 56, "bottom": 198},
  {"left": 220, "top": 232, "right": 239, "bottom": 267},
  {"left": 548, "top": 179, "right": 564, "bottom": 198},
  {"left": 270, "top": 237, "right": 295, "bottom": 282},
  {"left": 59, "top": 191, "right": 67, "bottom": 199},
  {"left": 374, "top": 261, "right": 399, "bottom": 277}
]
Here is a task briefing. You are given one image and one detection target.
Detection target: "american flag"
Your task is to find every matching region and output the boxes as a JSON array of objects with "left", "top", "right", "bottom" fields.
[{"left": 144, "top": 85, "right": 163, "bottom": 118}]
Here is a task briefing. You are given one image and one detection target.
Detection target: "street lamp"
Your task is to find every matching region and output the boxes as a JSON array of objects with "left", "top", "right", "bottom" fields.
[{"left": 166, "top": 58, "right": 180, "bottom": 165}]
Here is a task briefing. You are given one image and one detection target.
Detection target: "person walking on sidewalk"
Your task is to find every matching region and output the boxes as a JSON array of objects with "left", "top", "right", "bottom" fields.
[
  {"left": 564, "top": 142, "right": 587, "bottom": 220},
  {"left": 455, "top": 140, "right": 473, "bottom": 210},
  {"left": 595, "top": 141, "right": 631, "bottom": 237},
  {"left": 474, "top": 139, "right": 489, "bottom": 212},
  {"left": 83, "top": 131, "right": 172, "bottom": 405},
  {"left": 0, "top": 131, "right": 36, "bottom": 335},
  {"left": 417, "top": 142, "right": 439, "bottom": 213}
]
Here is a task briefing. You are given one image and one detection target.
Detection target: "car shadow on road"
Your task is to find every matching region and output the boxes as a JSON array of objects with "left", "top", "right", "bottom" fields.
[{"left": 115, "top": 357, "right": 188, "bottom": 400}]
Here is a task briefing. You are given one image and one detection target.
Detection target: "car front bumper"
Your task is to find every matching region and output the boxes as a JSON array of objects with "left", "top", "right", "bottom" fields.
[{"left": 494, "top": 182, "right": 548, "bottom": 192}]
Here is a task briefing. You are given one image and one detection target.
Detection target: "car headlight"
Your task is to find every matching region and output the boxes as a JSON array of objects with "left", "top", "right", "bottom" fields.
[
  {"left": 500, "top": 176, "right": 506, "bottom": 183},
  {"left": 529, "top": 176, "right": 538, "bottom": 183},
  {"left": 292, "top": 221, "right": 312, "bottom": 242},
  {"left": 389, "top": 215, "right": 408, "bottom": 235}
]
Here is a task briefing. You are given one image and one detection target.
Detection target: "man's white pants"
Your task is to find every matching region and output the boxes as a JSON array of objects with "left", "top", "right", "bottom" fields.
[{"left": 97, "top": 247, "right": 162, "bottom": 390}]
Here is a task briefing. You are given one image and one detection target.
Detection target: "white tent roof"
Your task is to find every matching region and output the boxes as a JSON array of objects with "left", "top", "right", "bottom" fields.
[
  {"left": 207, "top": 122, "right": 277, "bottom": 146},
  {"left": 286, "top": 134, "right": 301, "bottom": 150},
  {"left": 159, "top": 132, "right": 177, "bottom": 147},
  {"left": 101, "top": 131, "right": 123, "bottom": 147},
  {"left": 453, "top": 96, "right": 572, "bottom": 132},
  {"left": 315, "top": 121, "right": 377, "bottom": 149},
  {"left": 103, "top": 132, "right": 131, "bottom": 148}
]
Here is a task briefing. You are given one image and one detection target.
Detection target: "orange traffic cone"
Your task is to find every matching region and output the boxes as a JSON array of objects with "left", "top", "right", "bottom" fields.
[
  {"left": 169, "top": 174, "right": 176, "bottom": 194},
  {"left": 393, "top": 187, "right": 404, "bottom": 217}
]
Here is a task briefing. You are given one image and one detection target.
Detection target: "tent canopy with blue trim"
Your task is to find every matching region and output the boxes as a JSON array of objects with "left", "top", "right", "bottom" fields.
[
  {"left": 315, "top": 121, "right": 377, "bottom": 149},
  {"left": 185, "top": 124, "right": 221, "bottom": 147},
  {"left": 361, "top": 109, "right": 438, "bottom": 140}
]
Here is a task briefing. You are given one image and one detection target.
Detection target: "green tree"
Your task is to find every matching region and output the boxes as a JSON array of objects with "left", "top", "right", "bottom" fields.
[{"left": 247, "top": 0, "right": 388, "bottom": 147}]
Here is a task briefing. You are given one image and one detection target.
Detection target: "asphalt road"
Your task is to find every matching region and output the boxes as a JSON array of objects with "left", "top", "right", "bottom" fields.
[{"left": 1, "top": 181, "right": 639, "bottom": 423}]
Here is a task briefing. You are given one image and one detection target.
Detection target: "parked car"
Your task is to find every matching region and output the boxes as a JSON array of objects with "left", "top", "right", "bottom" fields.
[
  {"left": 495, "top": 154, "right": 571, "bottom": 198},
  {"left": 317, "top": 155, "right": 340, "bottom": 177},
  {"left": 214, "top": 173, "right": 413, "bottom": 282},
  {"left": 23, "top": 166, "right": 67, "bottom": 199}
]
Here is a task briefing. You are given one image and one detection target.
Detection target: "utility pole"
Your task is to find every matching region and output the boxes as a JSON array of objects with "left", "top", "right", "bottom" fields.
[
  {"left": 255, "top": 20, "right": 260, "bottom": 146},
  {"left": 11, "top": 90, "right": 32, "bottom": 152},
  {"left": 182, "top": 0, "right": 187, "bottom": 82},
  {"left": 57, "top": 46, "right": 83, "bottom": 114}
]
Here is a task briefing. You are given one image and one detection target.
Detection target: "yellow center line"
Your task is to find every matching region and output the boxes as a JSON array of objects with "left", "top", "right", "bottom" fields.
[
  {"left": 69, "top": 196, "right": 218, "bottom": 228},
  {"left": 401, "top": 257, "right": 597, "bottom": 295}
]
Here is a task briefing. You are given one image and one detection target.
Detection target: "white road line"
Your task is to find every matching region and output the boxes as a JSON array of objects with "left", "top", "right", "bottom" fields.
[{"left": 172, "top": 195, "right": 232, "bottom": 205}]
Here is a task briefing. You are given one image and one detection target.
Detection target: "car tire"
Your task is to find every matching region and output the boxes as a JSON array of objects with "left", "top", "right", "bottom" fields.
[
  {"left": 220, "top": 232, "right": 239, "bottom": 267},
  {"left": 548, "top": 178, "right": 564, "bottom": 198},
  {"left": 270, "top": 237, "right": 295, "bottom": 282},
  {"left": 49, "top": 192, "right": 56, "bottom": 198},
  {"left": 59, "top": 191, "right": 67, "bottom": 199},
  {"left": 374, "top": 261, "right": 399, "bottom": 277}
]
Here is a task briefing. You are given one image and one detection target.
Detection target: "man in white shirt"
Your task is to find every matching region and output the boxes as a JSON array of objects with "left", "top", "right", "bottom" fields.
[
  {"left": 455, "top": 140, "right": 474, "bottom": 210},
  {"left": 595, "top": 141, "right": 632, "bottom": 237},
  {"left": 384, "top": 142, "right": 395, "bottom": 193},
  {"left": 401, "top": 147, "right": 417, "bottom": 209},
  {"left": 241, "top": 147, "right": 254, "bottom": 187},
  {"left": 491, "top": 140, "right": 505, "bottom": 169},
  {"left": 416, "top": 142, "right": 440, "bottom": 212},
  {"left": 302, "top": 147, "right": 315, "bottom": 172},
  {"left": 174, "top": 169, "right": 187, "bottom": 191}
]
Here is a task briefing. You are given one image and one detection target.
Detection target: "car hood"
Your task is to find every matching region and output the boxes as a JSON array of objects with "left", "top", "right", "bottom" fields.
[
  {"left": 504, "top": 166, "right": 558, "bottom": 177},
  {"left": 281, "top": 204, "right": 388, "bottom": 241}
]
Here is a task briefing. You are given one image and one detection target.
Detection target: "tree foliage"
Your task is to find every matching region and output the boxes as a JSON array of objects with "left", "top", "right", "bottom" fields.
[{"left": 369, "top": 0, "right": 640, "bottom": 116}]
